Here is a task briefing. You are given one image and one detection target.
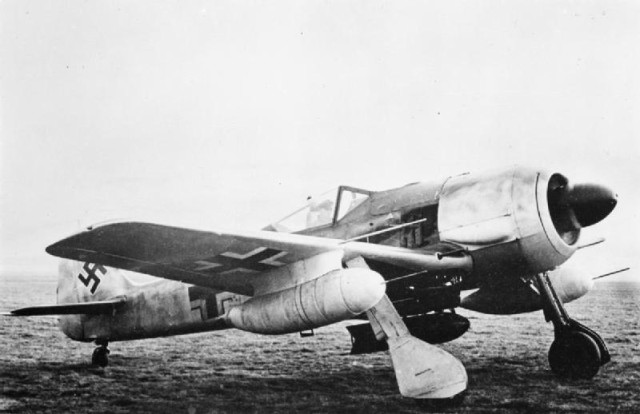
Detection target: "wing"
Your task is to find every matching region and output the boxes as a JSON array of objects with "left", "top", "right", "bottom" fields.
[
  {"left": 8, "top": 297, "right": 126, "bottom": 316},
  {"left": 46, "top": 222, "right": 472, "bottom": 296}
]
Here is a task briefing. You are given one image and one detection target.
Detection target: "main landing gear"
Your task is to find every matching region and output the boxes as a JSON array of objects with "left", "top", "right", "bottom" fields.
[
  {"left": 535, "top": 272, "right": 610, "bottom": 379},
  {"left": 92, "top": 339, "right": 110, "bottom": 367}
]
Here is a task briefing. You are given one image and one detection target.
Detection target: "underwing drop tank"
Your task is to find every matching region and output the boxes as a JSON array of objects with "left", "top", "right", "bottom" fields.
[{"left": 225, "top": 268, "right": 386, "bottom": 334}]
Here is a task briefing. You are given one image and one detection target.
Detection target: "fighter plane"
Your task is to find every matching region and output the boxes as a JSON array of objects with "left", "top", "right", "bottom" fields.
[{"left": 8, "top": 165, "right": 618, "bottom": 401}]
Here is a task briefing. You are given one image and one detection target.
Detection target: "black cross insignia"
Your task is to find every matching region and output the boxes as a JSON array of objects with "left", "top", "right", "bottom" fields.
[
  {"left": 78, "top": 262, "right": 106, "bottom": 294},
  {"left": 192, "top": 248, "right": 287, "bottom": 275}
]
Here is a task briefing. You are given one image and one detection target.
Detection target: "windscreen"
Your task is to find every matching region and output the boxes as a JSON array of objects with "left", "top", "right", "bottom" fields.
[{"left": 270, "top": 187, "right": 370, "bottom": 233}]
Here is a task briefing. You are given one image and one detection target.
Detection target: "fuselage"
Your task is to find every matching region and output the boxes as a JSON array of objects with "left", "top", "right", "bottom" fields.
[
  {"left": 58, "top": 165, "right": 616, "bottom": 343},
  {"left": 60, "top": 274, "right": 246, "bottom": 342}
]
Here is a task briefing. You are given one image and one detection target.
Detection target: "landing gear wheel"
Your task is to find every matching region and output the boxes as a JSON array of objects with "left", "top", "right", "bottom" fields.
[
  {"left": 92, "top": 346, "right": 110, "bottom": 367},
  {"left": 535, "top": 272, "right": 609, "bottom": 380},
  {"left": 548, "top": 331, "right": 601, "bottom": 379}
]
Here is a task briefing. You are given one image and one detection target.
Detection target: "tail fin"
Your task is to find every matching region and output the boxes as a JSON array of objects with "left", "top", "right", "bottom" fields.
[{"left": 57, "top": 260, "right": 135, "bottom": 304}]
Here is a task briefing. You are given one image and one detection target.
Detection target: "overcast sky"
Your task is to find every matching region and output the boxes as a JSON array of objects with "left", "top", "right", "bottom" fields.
[{"left": 1, "top": 1, "right": 638, "bottom": 280}]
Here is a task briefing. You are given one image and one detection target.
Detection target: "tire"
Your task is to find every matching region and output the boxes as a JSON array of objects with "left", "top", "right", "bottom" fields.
[
  {"left": 549, "top": 338, "right": 571, "bottom": 378},
  {"left": 92, "top": 347, "right": 109, "bottom": 367},
  {"left": 548, "top": 331, "right": 601, "bottom": 379}
]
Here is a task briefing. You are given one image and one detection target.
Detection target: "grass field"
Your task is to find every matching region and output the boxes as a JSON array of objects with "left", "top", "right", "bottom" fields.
[{"left": 1, "top": 275, "right": 639, "bottom": 413}]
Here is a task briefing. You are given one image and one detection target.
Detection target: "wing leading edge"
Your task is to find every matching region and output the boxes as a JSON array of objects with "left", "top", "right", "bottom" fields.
[{"left": 46, "top": 221, "right": 472, "bottom": 296}]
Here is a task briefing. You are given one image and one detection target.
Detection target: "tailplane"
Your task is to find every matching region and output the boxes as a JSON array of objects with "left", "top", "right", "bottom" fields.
[{"left": 7, "top": 260, "right": 130, "bottom": 322}]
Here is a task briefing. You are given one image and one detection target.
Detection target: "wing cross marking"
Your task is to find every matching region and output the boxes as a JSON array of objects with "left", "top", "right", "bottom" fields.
[{"left": 191, "top": 247, "right": 288, "bottom": 275}]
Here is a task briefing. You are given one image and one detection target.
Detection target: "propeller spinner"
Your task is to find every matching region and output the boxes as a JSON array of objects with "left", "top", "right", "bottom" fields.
[{"left": 547, "top": 174, "right": 617, "bottom": 244}]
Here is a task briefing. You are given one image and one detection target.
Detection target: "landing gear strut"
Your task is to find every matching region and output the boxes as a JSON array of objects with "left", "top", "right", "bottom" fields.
[
  {"left": 535, "top": 272, "right": 609, "bottom": 379},
  {"left": 92, "top": 339, "right": 110, "bottom": 367}
]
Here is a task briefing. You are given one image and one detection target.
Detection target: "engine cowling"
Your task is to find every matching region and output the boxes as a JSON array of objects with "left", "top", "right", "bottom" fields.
[{"left": 437, "top": 166, "right": 616, "bottom": 280}]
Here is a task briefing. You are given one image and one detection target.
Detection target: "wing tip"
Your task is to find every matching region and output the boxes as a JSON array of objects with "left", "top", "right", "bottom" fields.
[{"left": 45, "top": 242, "right": 58, "bottom": 256}]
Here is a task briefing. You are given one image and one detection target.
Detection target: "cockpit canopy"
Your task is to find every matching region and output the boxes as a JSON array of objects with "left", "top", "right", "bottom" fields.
[{"left": 269, "top": 186, "right": 371, "bottom": 233}]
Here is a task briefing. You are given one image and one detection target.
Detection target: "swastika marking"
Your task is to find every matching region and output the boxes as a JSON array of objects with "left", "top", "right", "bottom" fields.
[{"left": 78, "top": 262, "right": 106, "bottom": 294}]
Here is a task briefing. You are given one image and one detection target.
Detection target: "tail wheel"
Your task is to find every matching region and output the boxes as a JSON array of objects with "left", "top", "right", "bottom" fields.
[{"left": 92, "top": 346, "right": 110, "bottom": 367}]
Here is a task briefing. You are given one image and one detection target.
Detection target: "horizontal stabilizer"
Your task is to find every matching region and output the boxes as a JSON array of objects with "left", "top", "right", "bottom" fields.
[{"left": 7, "top": 297, "right": 126, "bottom": 316}]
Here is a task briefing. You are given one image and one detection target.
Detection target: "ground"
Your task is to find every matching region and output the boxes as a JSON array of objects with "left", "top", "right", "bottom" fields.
[{"left": 1, "top": 276, "right": 639, "bottom": 413}]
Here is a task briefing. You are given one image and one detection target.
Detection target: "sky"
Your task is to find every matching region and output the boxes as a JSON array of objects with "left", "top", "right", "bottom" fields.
[{"left": 1, "top": 1, "right": 639, "bottom": 280}]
